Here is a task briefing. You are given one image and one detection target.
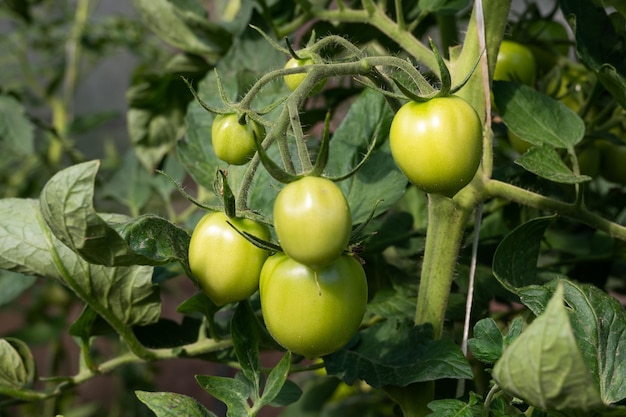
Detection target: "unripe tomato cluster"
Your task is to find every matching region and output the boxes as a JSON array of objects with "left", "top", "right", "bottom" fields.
[{"left": 188, "top": 176, "right": 367, "bottom": 358}]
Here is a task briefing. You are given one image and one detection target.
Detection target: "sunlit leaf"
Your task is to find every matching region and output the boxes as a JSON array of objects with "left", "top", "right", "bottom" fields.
[{"left": 136, "top": 390, "right": 217, "bottom": 417}]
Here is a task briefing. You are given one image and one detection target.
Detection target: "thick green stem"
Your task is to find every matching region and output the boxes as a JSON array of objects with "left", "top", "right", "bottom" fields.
[{"left": 415, "top": 194, "right": 472, "bottom": 339}]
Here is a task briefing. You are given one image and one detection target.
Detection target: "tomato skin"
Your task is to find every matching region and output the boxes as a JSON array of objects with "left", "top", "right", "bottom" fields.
[
  {"left": 283, "top": 57, "right": 326, "bottom": 93},
  {"left": 188, "top": 212, "right": 270, "bottom": 306},
  {"left": 389, "top": 96, "right": 483, "bottom": 198},
  {"left": 211, "top": 114, "right": 264, "bottom": 166},
  {"left": 273, "top": 176, "right": 351, "bottom": 269},
  {"left": 494, "top": 40, "right": 537, "bottom": 86},
  {"left": 259, "top": 253, "right": 367, "bottom": 358}
]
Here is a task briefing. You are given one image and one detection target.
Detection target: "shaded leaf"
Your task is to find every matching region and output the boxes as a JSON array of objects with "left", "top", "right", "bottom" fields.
[
  {"left": 427, "top": 392, "right": 482, "bottom": 417},
  {"left": 260, "top": 352, "right": 297, "bottom": 407},
  {"left": 515, "top": 145, "right": 591, "bottom": 183},
  {"left": 132, "top": 0, "right": 232, "bottom": 58},
  {"left": 327, "top": 89, "right": 407, "bottom": 224},
  {"left": 68, "top": 305, "right": 113, "bottom": 338},
  {"left": 493, "top": 81, "right": 585, "bottom": 148},
  {"left": 0, "top": 94, "right": 34, "bottom": 156},
  {"left": 231, "top": 301, "right": 261, "bottom": 390},
  {"left": 492, "top": 216, "right": 554, "bottom": 293},
  {"left": 324, "top": 320, "right": 472, "bottom": 388},
  {"left": 493, "top": 284, "right": 604, "bottom": 412},
  {"left": 136, "top": 390, "right": 217, "bottom": 417}
]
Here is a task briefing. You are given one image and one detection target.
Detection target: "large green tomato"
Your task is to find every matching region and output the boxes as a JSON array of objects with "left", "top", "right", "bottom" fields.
[
  {"left": 273, "top": 176, "right": 351, "bottom": 268},
  {"left": 188, "top": 212, "right": 270, "bottom": 306},
  {"left": 259, "top": 253, "right": 367, "bottom": 358},
  {"left": 211, "top": 114, "right": 265, "bottom": 166},
  {"left": 494, "top": 40, "right": 537, "bottom": 86},
  {"left": 389, "top": 96, "right": 483, "bottom": 198}
]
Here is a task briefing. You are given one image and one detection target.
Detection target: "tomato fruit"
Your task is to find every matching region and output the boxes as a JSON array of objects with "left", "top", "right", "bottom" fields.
[
  {"left": 211, "top": 114, "right": 264, "bottom": 165},
  {"left": 283, "top": 57, "right": 326, "bottom": 93},
  {"left": 273, "top": 176, "right": 351, "bottom": 268},
  {"left": 576, "top": 144, "right": 601, "bottom": 177},
  {"left": 259, "top": 253, "right": 367, "bottom": 358},
  {"left": 188, "top": 212, "right": 270, "bottom": 306},
  {"left": 507, "top": 129, "right": 532, "bottom": 154},
  {"left": 494, "top": 40, "right": 537, "bottom": 86},
  {"left": 389, "top": 96, "right": 483, "bottom": 198}
]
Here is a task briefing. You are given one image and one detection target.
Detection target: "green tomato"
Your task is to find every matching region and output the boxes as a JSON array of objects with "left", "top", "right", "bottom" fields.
[
  {"left": 188, "top": 212, "right": 270, "bottom": 306},
  {"left": 507, "top": 129, "right": 533, "bottom": 154},
  {"left": 211, "top": 114, "right": 264, "bottom": 165},
  {"left": 494, "top": 40, "right": 537, "bottom": 86},
  {"left": 259, "top": 253, "right": 367, "bottom": 358},
  {"left": 389, "top": 96, "right": 483, "bottom": 198},
  {"left": 597, "top": 139, "right": 626, "bottom": 185},
  {"left": 273, "top": 176, "right": 351, "bottom": 269},
  {"left": 283, "top": 57, "right": 326, "bottom": 93}
]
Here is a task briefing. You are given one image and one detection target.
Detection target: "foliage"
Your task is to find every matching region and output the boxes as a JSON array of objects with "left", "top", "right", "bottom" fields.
[{"left": 1, "top": 0, "right": 626, "bottom": 417}]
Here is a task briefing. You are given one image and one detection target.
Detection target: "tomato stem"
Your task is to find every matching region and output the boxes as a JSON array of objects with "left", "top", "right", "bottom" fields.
[{"left": 415, "top": 193, "right": 471, "bottom": 338}]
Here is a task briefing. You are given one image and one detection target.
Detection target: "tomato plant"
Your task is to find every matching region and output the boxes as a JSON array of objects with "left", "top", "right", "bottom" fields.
[
  {"left": 273, "top": 176, "right": 352, "bottom": 268},
  {"left": 211, "top": 113, "right": 264, "bottom": 165},
  {"left": 494, "top": 40, "right": 537, "bottom": 85},
  {"left": 259, "top": 253, "right": 367, "bottom": 358},
  {"left": 2, "top": 1, "right": 626, "bottom": 417},
  {"left": 389, "top": 96, "right": 483, "bottom": 197},
  {"left": 188, "top": 212, "right": 270, "bottom": 306}
]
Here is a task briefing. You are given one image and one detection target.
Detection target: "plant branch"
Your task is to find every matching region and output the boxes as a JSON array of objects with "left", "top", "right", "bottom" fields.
[{"left": 484, "top": 179, "right": 626, "bottom": 241}]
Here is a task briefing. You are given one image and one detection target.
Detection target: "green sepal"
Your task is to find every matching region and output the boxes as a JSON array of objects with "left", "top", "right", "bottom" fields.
[
  {"left": 309, "top": 112, "right": 331, "bottom": 177},
  {"left": 214, "top": 169, "right": 236, "bottom": 219}
]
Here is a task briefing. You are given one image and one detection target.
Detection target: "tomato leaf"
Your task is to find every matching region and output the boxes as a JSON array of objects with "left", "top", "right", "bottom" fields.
[
  {"left": 515, "top": 144, "right": 592, "bottom": 183},
  {"left": 0, "top": 338, "right": 36, "bottom": 394},
  {"left": 426, "top": 392, "right": 482, "bottom": 417},
  {"left": 259, "top": 352, "right": 301, "bottom": 408},
  {"left": 324, "top": 319, "right": 473, "bottom": 388},
  {"left": 327, "top": 89, "right": 407, "bottom": 225},
  {"left": 195, "top": 374, "right": 253, "bottom": 416},
  {"left": 0, "top": 198, "right": 161, "bottom": 331},
  {"left": 493, "top": 283, "right": 605, "bottom": 412},
  {"left": 467, "top": 317, "right": 523, "bottom": 365},
  {"left": 493, "top": 80, "right": 585, "bottom": 148},
  {"left": 0, "top": 271, "right": 36, "bottom": 307},
  {"left": 135, "top": 390, "right": 217, "bottom": 417},
  {"left": 0, "top": 94, "right": 34, "bottom": 157},
  {"left": 231, "top": 301, "right": 261, "bottom": 392},
  {"left": 132, "top": 0, "right": 232, "bottom": 57},
  {"left": 493, "top": 216, "right": 626, "bottom": 406}
]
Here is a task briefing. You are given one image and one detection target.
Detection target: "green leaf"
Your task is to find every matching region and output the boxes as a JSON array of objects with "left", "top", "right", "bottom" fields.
[
  {"left": 427, "top": 392, "right": 482, "bottom": 417},
  {"left": 176, "top": 291, "right": 220, "bottom": 318},
  {"left": 515, "top": 280, "right": 626, "bottom": 406},
  {"left": 515, "top": 145, "right": 591, "bottom": 183},
  {"left": 68, "top": 305, "right": 113, "bottom": 338},
  {"left": 0, "top": 271, "right": 36, "bottom": 307},
  {"left": 493, "top": 81, "right": 585, "bottom": 148},
  {"left": 0, "top": 198, "right": 161, "bottom": 330},
  {"left": 40, "top": 160, "right": 189, "bottom": 268},
  {"left": 132, "top": 0, "right": 232, "bottom": 58},
  {"left": 419, "top": 0, "right": 471, "bottom": 15},
  {"left": 231, "top": 301, "right": 261, "bottom": 391},
  {"left": 468, "top": 317, "right": 524, "bottom": 365},
  {"left": 0, "top": 338, "right": 35, "bottom": 392},
  {"left": 324, "top": 320, "right": 473, "bottom": 388},
  {"left": 0, "top": 94, "right": 34, "bottom": 156},
  {"left": 326, "top": 89, "right": 407, "bottom": 224},
  {"left": 196, "top": 374, "right": 252, "bottom": 417},
  {"left": 596, "top": 65, "right": 626, "bottom": 110},
  {"left": 492, "top": 216, "right": 555, "bottom": 293},
  {"left": 493, "top": 283, "right": 605, "bottom": 412},
  {"left": 259, "top": 352, "right": 297, "bottom": 407},
  {"left": 136, "top": 390, "right": 217, "bottom": 417}
]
